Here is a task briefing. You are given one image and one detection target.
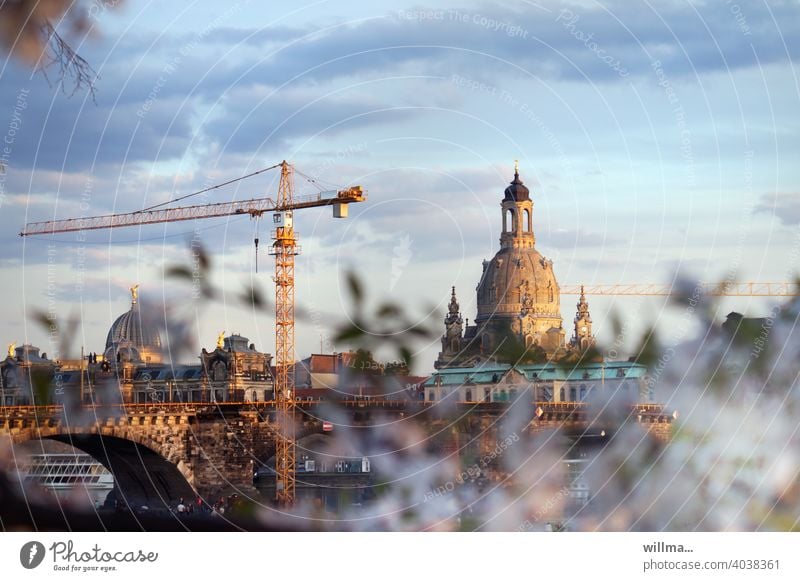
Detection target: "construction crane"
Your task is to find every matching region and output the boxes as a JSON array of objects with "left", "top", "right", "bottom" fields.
[
  {"left": 561, "top": 283, "right": 799, "bottom": 297},
  {"left": 20, "top": 160, "right": 366, "bottom": 506}
]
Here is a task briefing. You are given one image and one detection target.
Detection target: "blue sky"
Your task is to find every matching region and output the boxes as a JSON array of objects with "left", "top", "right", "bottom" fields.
[{"left": 1, "top": 0, "right": 798, "bottom": 370}]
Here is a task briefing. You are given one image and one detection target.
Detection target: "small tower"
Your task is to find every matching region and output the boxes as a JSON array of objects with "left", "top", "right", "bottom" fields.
[
  {"left": 500, "top": 160, "right": 535, "bottom": 250},
  {"left": 444, "top": 287, "right": 463, "bottom": 341},
  {"left": 571, "top": 285, "right": 595, "bottom": 351},
  {"left": 437, "top": 287, "right": 464, "bottom": 366}
]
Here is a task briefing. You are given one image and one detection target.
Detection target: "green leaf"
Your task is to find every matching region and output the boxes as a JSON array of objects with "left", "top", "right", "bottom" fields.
[
  {"left": 165, "top": 265, "right": 193, "bottom": 279},
  {"left": 346, "top": 271, "right": 363, "bottom": 304}
]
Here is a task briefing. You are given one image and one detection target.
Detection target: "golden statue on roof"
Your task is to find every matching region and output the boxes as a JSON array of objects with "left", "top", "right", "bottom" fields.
[
  {"left": 130, "top": 284, "right": 139, "bottom": 304},
  {"left": 7, "top": 342, "right": 15, "bottom": 358},
  {"left": 217, "top": 331, "right": 226, "bottom": 349}
]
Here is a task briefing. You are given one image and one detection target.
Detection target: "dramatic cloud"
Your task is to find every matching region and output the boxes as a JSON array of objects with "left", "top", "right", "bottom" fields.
[
  {"left": 754, "top": 192, "right": 800, "bottom": 226},
  {"left": 2, "top": 0, "right": 797, "bottom": 367}
]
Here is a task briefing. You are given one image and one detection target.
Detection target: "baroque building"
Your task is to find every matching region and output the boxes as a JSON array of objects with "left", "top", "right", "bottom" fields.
[
  {"left": 0, "top": 286, "right": 274, "bottom": 405},
  {"left": 436, "top": 164, "right": 594, "bottom": 369}
]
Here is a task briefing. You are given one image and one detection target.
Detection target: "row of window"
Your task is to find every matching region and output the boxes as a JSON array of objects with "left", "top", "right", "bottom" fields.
[
  {"left": 25, "top": 463, "right": 108, "bottom": 476},
  {"left": 26, "top": 475, "right": 105, "bottom": 485},
  {"left": 427, "top": 384, "right": 636, "bottom": 402}
]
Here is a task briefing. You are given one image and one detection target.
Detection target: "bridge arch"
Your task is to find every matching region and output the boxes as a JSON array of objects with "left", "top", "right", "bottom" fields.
[
  {"left": 9, "top": 424, "right": 196, "bottom": 510},
  {"left": 48, "top": 434, "right": 195, "bottom": 509}
]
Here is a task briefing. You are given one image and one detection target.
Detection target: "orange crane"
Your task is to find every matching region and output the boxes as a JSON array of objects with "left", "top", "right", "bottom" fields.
[
  {"left": 560, "top": 283, "right": 799, "bottom": 296},
  {"left": 20, "top": 160, "right": 366, "bottom": 506}
]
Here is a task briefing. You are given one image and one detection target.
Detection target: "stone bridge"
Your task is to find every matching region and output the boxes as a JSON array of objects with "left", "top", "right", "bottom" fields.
[
  {"left": 1, "top": 401, "right": 673, "bottom": 509},
  {"left": 0, "top": 403, "right": 307, "bottom": 509}
]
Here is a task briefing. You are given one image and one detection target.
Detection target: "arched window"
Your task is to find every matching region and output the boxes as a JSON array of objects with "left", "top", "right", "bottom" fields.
[
  {"left": 525, "top": 335, "right": 533, "bottom": 348},
  {"left": 580, "top": 385, "right": 587, "bottom": 401},
  {"left": 213, "top": 360, "right": 227, "bottom": 381},
  {"left": 505, "top": 208, "right": 516, "bottom": 233},
  {"left": 559, "top": 387, "right": 565, "bottom": 402},
  {"left": 465, "top": 388, "right": 473, "bottom": 402},
  {"left": 523, "top": 208, "right": 531, "bottom": 232}
]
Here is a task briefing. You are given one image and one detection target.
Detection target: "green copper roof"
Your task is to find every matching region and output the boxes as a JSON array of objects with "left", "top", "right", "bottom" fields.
[{"left": 424, "top": 361, "right": 647, "bottom": 386}]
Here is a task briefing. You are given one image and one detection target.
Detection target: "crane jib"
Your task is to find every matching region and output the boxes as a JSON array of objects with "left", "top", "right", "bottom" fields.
[{"left": 19, "top": 187, "right": 366, "bottom": 237}]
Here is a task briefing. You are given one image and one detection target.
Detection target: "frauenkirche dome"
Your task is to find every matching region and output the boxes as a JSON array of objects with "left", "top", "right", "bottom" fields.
[{"left": 436, "top": 163, "right": 570, "bottom": 368}]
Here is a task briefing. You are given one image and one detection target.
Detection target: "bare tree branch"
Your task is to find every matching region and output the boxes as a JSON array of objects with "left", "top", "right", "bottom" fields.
[
  {"left": 0, "top": 1, "right": 120, "bottom": 100},
  {"left": 39, "top": 21, "right": 99, "bottom": 102}
]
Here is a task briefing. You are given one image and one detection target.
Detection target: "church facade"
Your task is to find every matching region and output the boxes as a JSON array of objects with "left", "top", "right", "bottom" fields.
[
  {"left": 436, "top": 165, "right": 596, "bottom": 369},
  {"left": 429, "top": 165, "right": 649, "bottom": 403}
]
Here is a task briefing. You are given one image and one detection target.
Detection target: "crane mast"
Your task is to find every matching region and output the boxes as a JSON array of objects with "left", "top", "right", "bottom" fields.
[{"left": 269, "top": 161, "right": 298, "bottom": 505}]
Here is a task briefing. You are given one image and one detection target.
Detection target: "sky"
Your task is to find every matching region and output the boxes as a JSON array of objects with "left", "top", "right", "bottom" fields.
[{"left": 1, "top": 0, "right": 798, "bottom": 371}]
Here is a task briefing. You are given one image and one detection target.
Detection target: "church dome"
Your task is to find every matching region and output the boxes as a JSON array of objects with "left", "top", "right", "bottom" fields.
[
  {"left": 475, "top": 246, "right": 561, "bottom": 322},
  {"left": 104, "top": 286, "right": 162, "bottom": 362}
]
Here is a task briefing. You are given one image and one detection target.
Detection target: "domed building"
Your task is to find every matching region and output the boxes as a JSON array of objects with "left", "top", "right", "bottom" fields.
[
  {"left": 436, "top": 164, "right": 592, "bottom": 368},
  {"left": 104, "top": 285, "right": 163, "bottom": 365}
]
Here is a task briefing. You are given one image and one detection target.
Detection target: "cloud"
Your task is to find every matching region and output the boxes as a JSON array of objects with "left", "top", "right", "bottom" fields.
[
  {"left": 202, "top": 86, "right": 418, "bottom": 154},
  {"left": 202, "top": 1, "right": 800, "bottom": 87},
  {"left": 754, "top": 192, "right": 800, "bottom": 226},
  {"left": 0, "top": 68, "right": 195, "bottom": 172}
]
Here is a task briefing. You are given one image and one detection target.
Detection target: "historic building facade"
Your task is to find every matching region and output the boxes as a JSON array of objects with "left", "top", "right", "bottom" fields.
[
  {"left": 0, "top": 344, "right": 57, "bottom": 406},
  {"left": 430, "top": 165, "right": 648, "bottom": 403},
  {"left": 436, "top": 165, "right": 596, "bottom": 369},
  {"left": 0, "top": 287, "right": 274, "bottom": 406},
  {"left": 423, "top": 361, "right": 650, "bottom": 404}
]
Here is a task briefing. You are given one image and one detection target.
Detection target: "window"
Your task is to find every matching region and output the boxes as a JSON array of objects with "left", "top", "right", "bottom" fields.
[
  {"left": 504, "top": 208, "right": 516, "bottom": 233},
  {"left": 465, "top": 388, "right": 473, "bottom": 402},
  {"left": 428, "top": 391, "right": 435, "bottom": 401},
  {"left": 509, "top": 388, "right": 517, "bottom": 400},
  {"left": 580, "top": 385, "right": 587, "bottom": 401},
  {"left": 570, "top": 387, "right": 577, "bottom": 402},
  {"left": 523, "top": 208, "right": 531, "bottom": 232},
  {"left": 484, "top": 388, "right": 490, "bottom": 402},
  {"left": 559, "top": 387, "right": 565, "bottom": 402}
]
